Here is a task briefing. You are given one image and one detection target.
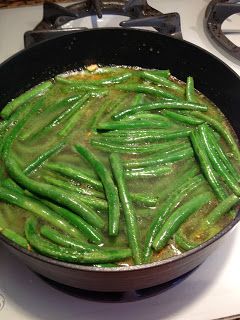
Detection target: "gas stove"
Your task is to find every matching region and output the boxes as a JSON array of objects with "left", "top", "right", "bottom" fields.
[{"left": 0, "top": 1, "right": 240, "bottom": 319}]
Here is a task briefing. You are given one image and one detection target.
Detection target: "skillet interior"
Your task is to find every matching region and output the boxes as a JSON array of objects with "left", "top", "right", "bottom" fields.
[{"left": 0, "top": 28, "right": 239, "bottom": 291}]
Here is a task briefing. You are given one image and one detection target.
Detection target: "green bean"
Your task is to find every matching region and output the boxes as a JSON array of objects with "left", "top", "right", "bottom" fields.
[
  {"left": 161, "top": 110, "right": 204, "bottom": 125},
  {"left": 190, "top": 111, "right": 240, "bottom": 161},
  {"left": 205, "top": 194, "right": 240, "bottom": 225},
  {"left": 143, "top": 174, "right": 204, "bottom": 262},
  {"left": 91, "top": 139, "right": 182, "bottom": 154},
  {"left": 1, "top": 81, "right": 53, "bottom": 119},
  {"left": 1, "top": 178, "right": 23, "bottom": 193},
  {"left": 110, "top": 153, "right": 142, "bottom": 264},
  {"left": 1, "top": 97, "right": 46, "bottom": 159},
  {"left": 131, "top": 193, "right": 158, "bottom": 207},
  {"left": 114, "top": 84, "right": 182, "bottom": 100},
  {"left": 24, "top": 141, "right": 66, "bottom": 175},
  {"left": 126, "top": 165, "right": 172, "bottom": 178},
  {"left": 42, "top": 176, "right": 107, "bottom": 210},
  {"left": 97, "top": 120, "right": 170, "bottom": 131},
  {"left": 125, "top": 112, "right": 172, "bottom": 123},
  {"left": 139, "top": 69, "right": 171, "bottom": 78},
  {"left": 29, "top": 94, "right": 90, "bottom": 141},
  {"left": 0, "top": 186, "right": 82, "bottom": 239},
  {"left": 207, "top": 127, "right": 239, "bottom": 181},
  {"left": 199, "top": 125, "right": 240, "bottom": 195},
  {"left": 175, "top": 231, "right": 198, "bottom": 251},
  {"left": 40, "top": 225, "right": 100, "bottom": 251},
  {"left": 156, "top": 161, "right": 200, "bottom": 200},
  {"left": 152, "top": 192, "right": 213, "bottom": 251},
  {"left": 140, "top": 71, "right": 184, "bottom": 95},
  {"left": 46, "top": 162, "right": 103, "bottom": 192},
  {"left": 186, "top": 76, "right": 196, "bottom": 102},
  {"left": 43, "top": 174, "right": 104, "bottom": 199},
  {"left": 124, "top": 145, "right": 194, "bottom": 169},
  {"left": 5, "top": 155, "right": 105, "bottom": 230},
  {"left": 113, "top": 101, "right": 207, "bottom": 120},
  {"left": 74, "top": 145, "right": 120, "bottom": 236},
  {"left": 20, "top": 96, "right": 81, "bottom": 140},
  {"left": 25, "top": 217, "right": 131, "bottom": 264},
  {"left": 190, "top": 130, "right": 227, "bottom": 200},
  {"left": 58, "top": 95, "right": 91, "bottom": 137},
  {"left": 56, "top": 73, "right": 132, "bottom": 86},
  {"left": 89, "top": 98, "right": 112, "bottom": 128},
  {"left": 1, "top": 228, "right": 29, "bottom": 249},
  {"left": 41, "top": 200, "right": 104, "bottom": 244},
  {"left": 100, "top": 128, "right": 192, "bottom": 143}
]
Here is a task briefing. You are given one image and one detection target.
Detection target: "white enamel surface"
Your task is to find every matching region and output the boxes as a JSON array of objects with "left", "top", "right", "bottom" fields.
[{"left": 0, "top": 1, "right": 240, "bottom": 319}]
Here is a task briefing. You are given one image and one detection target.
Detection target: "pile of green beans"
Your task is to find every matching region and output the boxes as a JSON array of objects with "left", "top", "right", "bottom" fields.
[{"left": 0, "top": 65, "right": 239, "bottom": 267}]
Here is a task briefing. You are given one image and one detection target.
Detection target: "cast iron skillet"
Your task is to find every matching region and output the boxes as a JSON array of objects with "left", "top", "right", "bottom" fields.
[{"left": 0, "top": 29, "right": 240, "bottom": 292}]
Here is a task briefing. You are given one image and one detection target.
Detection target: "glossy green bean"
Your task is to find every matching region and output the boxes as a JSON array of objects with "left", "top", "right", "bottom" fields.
[
  {"left": 40, "top": 225, "right": 100, "bottom": 251},
  {"left": 0, "top": 186, "right": 82, "bottom": 239},
  {"left": 58, "top": 95, "right": 91, "bottom": 137},
  {"left": 186, "top": 76, "right": 196, "bottom": 102},
  {"left": 161, "top": 110, "right": 204, "bottom": 125},
  {"left": 206, "top": 126, "right": 239, "bottom": 181},
  {"left": 74, "top": 144, "right": 120, "bottom": 236},
  {"left": 1, "top": 97, "right": 46, "bottom": 159},
  {"left": 97, "top": 120, "right": 169, "bottom": 130},
  {"left": 131, "top": 193, "right": 158, "bottom": 207},
  {"left": 25, "top": 217, "right": 131, "bottom": 264},
  {"left": 124, "top": 145, "right": 194, "bottom": 169},
  {"left": 46, "top": 162, "right": 103, "bottom": 192},
  {"left": 24, "top": 141, "right": 66, "bottom": 175},
  {"left": 1, "top": 81, "right": 53, "bottom": 119},
  {"left": 205, "top": 194, "right": 240, "bottom": 225},
  {"left": 125, "top": 112, "right": 172, "bottom": 123},
  {"left": 114, "top": 84, "right": 181, "bottom": 100},
  {"left": 42, "top": 176, "right": 107, "bottom": 209},
  {"left": 140, "top": 71, "right": 184, "bottom": 95},
  {"left": 29, "top": 94, "right": 89, "bottom": 140},
  {"left": 175, "top": 231, "right": 198, "bottom": 251},
  {"left": 152, "top": 192, "right": 213, "bottom": 251},
  {"left": 190, "top": 130, "right": 227, "bottom": 200},
  {"left": 126, "top": 165, "right": 172, "bottom": 178},
  {"left": 113, "top": 101, "right": 207, "bottom": 120},
  {"left": 190, "top": 111, "right": 240, "bottom": 161},
  {"left": 100, "top": 128, "right": 192, "bottom": 143},
  {"left": 56, "top": 72, "right": 132, "bottom": 86},
  {"left": 143, "top": 174, "right": 204, "bottom": 262},
  {"left": 110, "top": 153, "right": 142, "bottom": 264},
  {"left": 91, "top": 139, "right": 182, "bottom": 154},
  {"left": 5, "top": 155, "right": 105, "bottom": 230},
  {"left": 1, "top": 228, "right": 29, "bottom": 249},
  {"left": 41, "top": 200, "right": 104, "bottom": 244},
  {"left": 199, "top": 125, "right": 240, "bottom": 195}
]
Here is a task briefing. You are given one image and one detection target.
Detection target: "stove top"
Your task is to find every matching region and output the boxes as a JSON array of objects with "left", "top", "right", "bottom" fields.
[
  {"left": 0, "top": 0, "right": 240, "bottom": 319},
  {"left": 24, "top": 0, "right": 182, "bottom": 48}
]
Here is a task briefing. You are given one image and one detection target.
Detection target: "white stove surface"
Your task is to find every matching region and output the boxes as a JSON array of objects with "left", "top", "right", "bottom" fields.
[{"left": 0, "top": 1, "right": 240, "bottom": 319}]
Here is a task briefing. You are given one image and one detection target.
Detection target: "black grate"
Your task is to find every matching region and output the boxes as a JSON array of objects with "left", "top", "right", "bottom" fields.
[{"left": 24, "top": 0, "right": 182, "bottom": 48}]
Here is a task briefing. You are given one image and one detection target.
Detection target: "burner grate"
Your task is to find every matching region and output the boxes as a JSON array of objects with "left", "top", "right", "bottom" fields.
[
  {"left": 24, "top": 0, "right": 182, "bottom": 48},
  {"left": 205, "top": 0, "right": 240, "bottom": 61}
]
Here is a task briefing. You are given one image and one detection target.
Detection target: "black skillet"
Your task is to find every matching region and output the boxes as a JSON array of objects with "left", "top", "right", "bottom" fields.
[{"left": 0, "top": 29, "right": 239, "bottom": 292}]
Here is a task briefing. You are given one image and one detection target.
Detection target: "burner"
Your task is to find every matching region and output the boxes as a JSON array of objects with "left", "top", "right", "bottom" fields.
[
  {"left": 24, "top": 0, "right": 182, "bottom": 48},
  {"left": 38, "top": 268, "right": 197, "bottom": 303},
  {"left": 205, "top": 0, "right": 240, "bottom": 61}
]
